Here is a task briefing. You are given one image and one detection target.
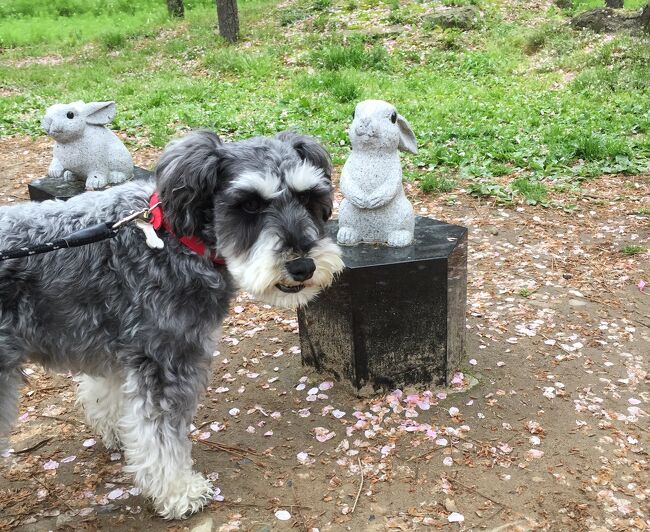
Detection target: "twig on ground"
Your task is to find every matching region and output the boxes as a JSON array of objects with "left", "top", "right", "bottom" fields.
[
  {"left": 36, "top": 414, "right": 84, "bottom": 426},
  {"left": 32, "top": 475, "right": 75, "bottom": 514},
  {"left": 14, "top": 437, "right": 52, "bottom": 455},
  {"left": 350, "top": 457, "right": 364, "bottom": 515},
  {"left": 196, "top": 439, "right": 266, "bottom": 467},
  {"left": 449, "top": 477, "right": 506, "bottom": 509}
]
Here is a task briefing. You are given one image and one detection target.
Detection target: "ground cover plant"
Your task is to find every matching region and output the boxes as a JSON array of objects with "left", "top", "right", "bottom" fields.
[
  {"left": 1, "top": 0, "right": 649, "bottom": 198},
  {"left": 0, "top": 0, "right": 648, "bottom": 530}
]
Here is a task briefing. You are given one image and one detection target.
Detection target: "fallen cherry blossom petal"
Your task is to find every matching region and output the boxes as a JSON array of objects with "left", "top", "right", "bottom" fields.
[
  {"left": 107, "top": 488, "right": 124, "bottom": 500},
  {"left": 314, "top": 427, "right": 336, "bottom": 442},
  {"left": 43, "top": 460, "right": 59, "bottom": 470},
  {"left": 61, "top": 455, "right": 76, "bottom": 463},
  {"left": 448, "top": 512, "right": 464, "bottom": 523},
  {"left": 275, "top": 510, "right": 291, "bottom": 521},
  {"left": 82, "top": 438, "right": 96, "bottom": 448}
]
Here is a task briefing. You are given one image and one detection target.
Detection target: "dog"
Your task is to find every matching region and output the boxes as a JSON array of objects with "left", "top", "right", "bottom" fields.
[{"left": 0, "top": 130, "right": 344, "bottom": 519}]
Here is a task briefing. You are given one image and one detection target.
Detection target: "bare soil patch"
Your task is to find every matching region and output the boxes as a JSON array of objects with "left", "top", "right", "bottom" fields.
[{"left": 0, "top": 138, "right": 648, "bottom": 531}]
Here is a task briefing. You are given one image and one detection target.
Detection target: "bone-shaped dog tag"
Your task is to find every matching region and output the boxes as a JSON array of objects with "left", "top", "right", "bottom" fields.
[{"left": 135, "top": 219, "right": 164, "bottom": 249}]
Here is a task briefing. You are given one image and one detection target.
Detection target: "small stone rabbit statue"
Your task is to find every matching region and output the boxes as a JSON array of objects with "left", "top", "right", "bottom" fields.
[
  {"left": 42, "top": 101, "right": 134, "bottom": 190},
  {"left": 337, "top": 99, "right": 418, "bottom": 247}
]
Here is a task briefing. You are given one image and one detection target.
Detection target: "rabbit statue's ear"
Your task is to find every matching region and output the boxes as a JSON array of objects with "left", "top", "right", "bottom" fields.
[
  {"left": 83, "top": 102, "right": 116, "bottom": 125},
  {"left": 396, "top": 114, "right": 418, "bottom": 155}
]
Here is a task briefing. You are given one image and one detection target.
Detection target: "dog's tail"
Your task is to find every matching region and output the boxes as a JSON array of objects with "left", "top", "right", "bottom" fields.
[{"left": 0, "top": 367, "right": 23, "bottom": 452}]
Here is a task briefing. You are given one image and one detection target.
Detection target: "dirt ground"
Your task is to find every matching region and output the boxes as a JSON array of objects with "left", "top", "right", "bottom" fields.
[{"left": 0, "top": 136, "right": 648, "bottom": 532}]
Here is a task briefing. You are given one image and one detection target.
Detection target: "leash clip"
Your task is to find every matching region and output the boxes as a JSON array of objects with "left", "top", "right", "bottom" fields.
[{"left": 111, "top": 203, "right": 165, "bottom": 249}]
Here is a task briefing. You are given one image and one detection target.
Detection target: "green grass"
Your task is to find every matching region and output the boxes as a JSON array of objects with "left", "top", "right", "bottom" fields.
[
  {"left": 419, "top": 174, "right": 457, "bottom": 193},
  {"left": 0, "top": 0, "right": 649, "bottom": 192},
  {"left": 511, "top": 177, "right": 549, "bottom": 205},
  {"left": 621, "top": 244, "right": 647, "bottom": 255}
]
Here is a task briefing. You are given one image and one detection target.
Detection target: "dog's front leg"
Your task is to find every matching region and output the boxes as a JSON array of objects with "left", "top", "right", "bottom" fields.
[{"left": 119, "top": 363, "right": 212, "bottom": 519}]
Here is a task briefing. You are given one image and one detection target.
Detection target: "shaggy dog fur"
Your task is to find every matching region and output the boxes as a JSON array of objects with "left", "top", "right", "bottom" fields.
[{"left": 0, "top": 130, "right": 343, "bottom": 519}]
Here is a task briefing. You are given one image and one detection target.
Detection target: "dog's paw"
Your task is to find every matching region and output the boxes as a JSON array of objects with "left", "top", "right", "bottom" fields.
[
  {"left": 337, "top": 226, "right": 360, "bottom": 246},
  {"left": 157, "top": 473, "right": 213, "bottom": 520}
]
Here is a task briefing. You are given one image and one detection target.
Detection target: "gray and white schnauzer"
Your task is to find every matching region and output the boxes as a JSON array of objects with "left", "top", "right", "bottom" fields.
[{"left": 0, "top": 130, "right": 343, "bottom": 519}]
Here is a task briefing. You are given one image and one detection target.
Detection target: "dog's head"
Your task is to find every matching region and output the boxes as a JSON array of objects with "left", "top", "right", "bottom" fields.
[{"left": 155, "top": 130, "right": 344, "bottom": 308}]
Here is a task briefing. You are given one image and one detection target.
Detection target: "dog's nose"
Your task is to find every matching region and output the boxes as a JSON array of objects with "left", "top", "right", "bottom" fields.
[{"left": 285, "top": 258, "right": 316, "bottom": 282}]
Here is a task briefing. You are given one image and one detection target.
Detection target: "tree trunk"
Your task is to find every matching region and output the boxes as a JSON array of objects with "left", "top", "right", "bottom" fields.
[
  {"left": 642, "top": 2, "right": 650, "bottom": 32},
  {"left": 605, "top": 0, "right": 623, "bottom": 8},
  {"left": 167, "top": 0, "right": 184, "bottom": 17},
  {"left": 216, "top": 0, "right": 239, "bottom": 43}
]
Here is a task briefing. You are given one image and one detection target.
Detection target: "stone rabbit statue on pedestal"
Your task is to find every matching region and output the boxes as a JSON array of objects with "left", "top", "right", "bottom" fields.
[
  {"left": 337, "top": 99, "right": 418, "bottom": 247},
  {"left": 42, "top": 101, "right": 134, "bottom": 190}
]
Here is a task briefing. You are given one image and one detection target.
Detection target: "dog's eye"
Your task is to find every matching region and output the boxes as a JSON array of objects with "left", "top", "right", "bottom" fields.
[
  {"left": 390, "top": 111, "right": 397, "bottom": 124},
  {"left": 66, "top": 111, "right": 74, "bottom": 119},
  {"left": 296, "top": 191, "right": 310, "bottom": 205},
  {"left": 241, "top": 198, "right": 264, "bottom": 215},
  {"left": 352, "top": 110, "right": 355, "bottom": 120}
]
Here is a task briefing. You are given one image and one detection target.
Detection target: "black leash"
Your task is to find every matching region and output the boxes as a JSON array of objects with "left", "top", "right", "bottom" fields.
[
  {"left": 0, "top": 204, "right": 160, "bottom": 262},
  {"left": 0, "top": 222, "right": 118, "bottom": 261}
]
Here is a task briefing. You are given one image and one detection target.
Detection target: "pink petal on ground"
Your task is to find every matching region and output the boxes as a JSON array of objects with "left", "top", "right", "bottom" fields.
[
  {"left": 297, "top": 408, "right": 311, "bottom": 417},
  {"left": 107, "top": 488, "right": 124, "bottom": 500},
  {"left": 43, "top": 460, "right": 59, "bottom": 470},
  {"left": 275, "top": 510, "right": 291, "bottom": 521},
  {"left": 332, "top": 409, "right": 346, "bottom": 419},
  {"left": 295, "top": 383, "right": 306, "bottom": 391},
  {"left": 82, "top": 438, "right": 96, "bottom": 448},
  {"left": 229, "top": 408, "right": 240, "bottom": 416},
  {"left": 443, "top": 457, "right": 453, "bottom": 466},
  {"left": 638, "top": 280, "right": 646, "bottom": 291},
  {"left": 198, "top": 431, "right": 211, "bottom": 440},
  {"left": 319, "top": 381, "right": 334, "bottom": 391},
  {"left": 527, "top": 449, "right": 545, "bottom": 459},
  {"left": 448, "top": 407, "right": 460, "bottom": 416},
  {"left": 314, "top": 427, "right": 336, "bottom": 442},
  {"left": 61, "top": 455, "right": 76, "bottom": 463},
  {"left": 448, "top": 512, "right": 464, "bottom": 523},
  {"left": 110, "top": 452, "right": 121, "bottom": 461},
  {"left": 210, "top": 422, "right": 225, "bottom": 432},
  {"left": 469, "top": 359, "right": 477, "bottom": 365},
  {"left": 128, "top": 487, "right": 142, "bottom": 496},
  {"left": 234, "top": 306, "right": 245, "bottom": 313}
]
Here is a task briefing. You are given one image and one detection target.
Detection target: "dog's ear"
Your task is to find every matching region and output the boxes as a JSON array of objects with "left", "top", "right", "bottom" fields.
[
  {"left": 155, "top": 130, "right": 223, "bottom": 237},
  {"left": 276, "top": 131, "right": 332, "bottom": 181}
]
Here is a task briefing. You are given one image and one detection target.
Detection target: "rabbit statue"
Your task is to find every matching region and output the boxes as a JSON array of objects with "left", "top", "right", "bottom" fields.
[
  {"left": 337, "top": 99, "right": 418, "bottom": 247},
  {"left": 42, "top": 101, "right": 134, "bottom": 190}
]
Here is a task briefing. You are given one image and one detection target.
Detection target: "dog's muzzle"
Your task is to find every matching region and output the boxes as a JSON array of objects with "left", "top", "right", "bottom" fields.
[{"left": 276, "top": 258, "right": 316, "bottom": 293}]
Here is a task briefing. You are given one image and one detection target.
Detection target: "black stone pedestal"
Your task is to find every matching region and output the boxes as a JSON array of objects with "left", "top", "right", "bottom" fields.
[
  {"left": 28, "top": 167, "right": 153, "bottom": 202},
  {"left": 298, "top": 216, "right": 467, "bottom": 395}
]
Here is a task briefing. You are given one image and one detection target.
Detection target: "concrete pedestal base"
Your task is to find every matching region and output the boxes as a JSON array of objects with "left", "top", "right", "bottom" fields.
[
  {"left": 28, "top": 167, "right": 153, "bottom": 201},
  {"left": 298, "top": 216, "right": 467, "bottom": 395}
]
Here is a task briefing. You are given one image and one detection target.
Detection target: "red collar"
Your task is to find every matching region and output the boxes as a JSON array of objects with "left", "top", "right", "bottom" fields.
[{"left": 149, "top": 193, "right": 225, "bottom": 266}]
